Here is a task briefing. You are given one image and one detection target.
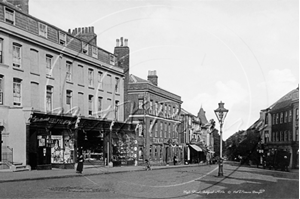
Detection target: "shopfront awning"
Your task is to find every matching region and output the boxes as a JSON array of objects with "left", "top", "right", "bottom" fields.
[{"left": 190, "top": 144, "right": 202, "bottom": 152}]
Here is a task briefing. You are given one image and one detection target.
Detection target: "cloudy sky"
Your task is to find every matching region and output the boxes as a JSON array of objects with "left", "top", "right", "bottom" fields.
[{"left": 30, "top": 0, "right": 299, "bottom": 140}]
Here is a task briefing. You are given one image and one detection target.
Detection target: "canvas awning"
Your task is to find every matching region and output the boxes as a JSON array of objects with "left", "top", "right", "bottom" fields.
[{"left": 189, "top": 144, "right": 202, "bottom": 152}]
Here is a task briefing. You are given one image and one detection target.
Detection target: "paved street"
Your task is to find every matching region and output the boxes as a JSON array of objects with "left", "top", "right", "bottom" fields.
[{"left": 0, "top": 163, "right": 298, "bottom": 199}]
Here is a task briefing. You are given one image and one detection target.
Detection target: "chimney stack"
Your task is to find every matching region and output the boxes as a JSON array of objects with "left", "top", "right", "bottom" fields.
[
  {"left": 70, "top": 26, "right": 97, "bottom": 46},
  {"left": 147, "top": 70, "right": 158, "bottom": 86}
]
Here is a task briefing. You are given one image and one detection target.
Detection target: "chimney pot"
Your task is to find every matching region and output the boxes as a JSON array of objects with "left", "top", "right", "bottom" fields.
[
  {"left": 116, "top": 39, "right": 120, "bottom": 47},
  {"left": 120, "top": 37, "right": 123, "bottom": 46},
  {"left": 85, "top": 27, "right": 88, "bottom": 33},
  {"left": 124, "top": 39, "right": 128, "bottom": 46},
  {"left": 147, "top": 70, "right": 158, "bottom": 86},
  {"left": 91, "top": 26, "right": 94, "bottom": 33}
]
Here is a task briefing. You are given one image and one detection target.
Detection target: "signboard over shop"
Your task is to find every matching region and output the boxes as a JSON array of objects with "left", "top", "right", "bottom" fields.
[{"left": 30, "top": 115, "right": 77, "bottom": 126}]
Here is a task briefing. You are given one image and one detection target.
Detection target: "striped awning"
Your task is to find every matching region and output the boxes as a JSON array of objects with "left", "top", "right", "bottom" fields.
[{"left": 189, "top": 144, "right": 202, "bottom": 152}]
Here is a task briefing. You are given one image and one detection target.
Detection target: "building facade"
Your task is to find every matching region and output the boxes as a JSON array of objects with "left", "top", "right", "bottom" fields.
[
  {"left": 0, "top": 1, "right": 137, "bottom": 170},
  {"left": 257, "top": 87, "right": 299, "bottom": 169},
  {"left": 123, "top": 70, "right": 183, "bottom": 165}
]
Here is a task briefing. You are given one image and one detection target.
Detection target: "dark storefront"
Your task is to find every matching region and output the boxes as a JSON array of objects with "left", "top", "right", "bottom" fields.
[{"left": 27, "top": 113, "right": 137, "bottom": 170}]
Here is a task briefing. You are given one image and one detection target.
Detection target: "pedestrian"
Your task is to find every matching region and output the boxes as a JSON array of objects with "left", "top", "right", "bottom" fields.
[
  {"left": 76, "top": 152, "right": 84, "bottom": 174},
  {"left": 145, "top": 159, "right": 151, "bottom": 171},
  {"left": 173, "top": 156, "right": 177, "bottom": 165}
]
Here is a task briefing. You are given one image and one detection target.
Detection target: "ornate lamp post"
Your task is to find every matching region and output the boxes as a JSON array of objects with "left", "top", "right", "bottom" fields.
[{"left": 214, "top": 101, "right": 228, "bottom": 177}]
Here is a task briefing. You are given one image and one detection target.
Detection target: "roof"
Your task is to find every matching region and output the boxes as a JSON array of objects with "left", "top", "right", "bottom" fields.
[
  {"left": 198, "top": 107, "right": 208, "bottom": 125},
  {"left": 129, "top": 74, "right": 149, "bottom": 84},
  {"left": 270, "top": 87, "right": 299, "bottom": 112},
  {"left": 180, "top": 108, "right": 194, "bottom": 116}
]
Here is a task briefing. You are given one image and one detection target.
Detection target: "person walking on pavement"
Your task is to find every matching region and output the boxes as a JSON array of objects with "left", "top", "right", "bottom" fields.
[
  {"left": 173, "top": 156, "right": 177, "bottom": 165},
  {"left": 145, "top": 159, "right": 151, "bottom": 171},
  {"left": 76, "top": 151, "right": 84, "bottom": 174}
]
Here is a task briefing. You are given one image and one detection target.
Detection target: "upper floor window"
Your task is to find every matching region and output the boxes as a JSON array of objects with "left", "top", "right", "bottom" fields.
[
  {"left": 155, "top": 122, "right": 158, "bottom": 137},
  {"left": 4, "top": 7, "right": 15, "bottom": 25},
  {"left": 88, "top": 68, "right": 94, "bottom": 87},
  {"left": 0, "top": 75, "right": 3, "bottom": 105},
  {"left": 296, "top": 127, "right": 299, "bottom": 141},
  {"left": 149, "top": 100, "right": 153, "bottom": 114},
  {"left": 59, "top": 31, "right": 66, "bottom": 45},
  {"left": 46, "top": 86, "right": 53, "bottom": 112},
  {"left": 46, "top": 55, "right": 53, "bottom": 76},
  {"left": 280, "top": 112, "right": 283, "bottom": 123},
  {"left": 66, "top": 90, "right": 72, "bottom": 111},
  {"left": 107, "top": 74, "right": 112, "bottom": 91},
  {"left": 13, "top": 43, "right": 21, "bottom": 68},
  {"left": 160, "top": 123, "right": 163, "bottom": 138},
  {"left": 97, "top": 71, "right": 103, "bottom": 89},
  {"left": 38, "top": 23, "right": 48, "bottom": 38},
  {"left": 138, "top": 99, "right": 143, "bottom": 109},
  {"left": 296, "top": 109, "right": 299, "bottom": 121},
  {"left": 115, "top": 77, "right": 120, "bottom": 93},
  {"left": 115, "top": 100, "right": 119, "bottom": 120},
  {"left": 30, "top": 49, "right": 39, "bottom": 74},
  {"left": 13, "top": 78, "right": 22, "bottom": 106},
  {"left": 88, "top": 95, "right": 93, "bottom": 116},
  {"left": 82, "top": 42, "right": 88, "bottom": 55},
  {"left": 273, "top": 114, "right": 275, "bottom": 125},
  {"left": 288, "top": 110, "right": 292, "bottom": 122},
  {"left": 284, "top": 111, "right": 288, "bottom": 123},
  {"left": 98, "top": 97, "right": 102, "bottom": 114},
  {"left": 66, "top": 62, "right": 72, "bottom": 81},
  {"left": 77, "top": 65, "right": 84, "bottom": 85},
  {"left": 92, "top": 46, "right": 98, "bottom": 58},
  {"left": 276, "top": 113, "right": 279, "bottom": 124},
  {"left": 0, "top": 39, "right": 3, "bottom": 63}
]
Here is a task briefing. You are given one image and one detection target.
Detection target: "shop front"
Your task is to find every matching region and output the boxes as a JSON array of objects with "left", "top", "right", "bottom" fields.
[
  {"left": 27, "top": 113, "right": 137, "bottom": 170},
  {"left": 27, "top": 113, "right": 78, "bottom": 170}
]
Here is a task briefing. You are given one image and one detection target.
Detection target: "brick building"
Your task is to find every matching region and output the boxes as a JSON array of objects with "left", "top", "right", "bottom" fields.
[
  {"left": 0, "top": 1, "right": 137, "bottom": 170},
  {"left": 116, "top": 45, "right": 183, "bottom": 165}
]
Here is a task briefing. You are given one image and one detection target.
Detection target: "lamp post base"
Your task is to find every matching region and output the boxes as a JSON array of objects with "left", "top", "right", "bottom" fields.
[{"left": 218, "top": 164, "right": 223, "bottom": 177}]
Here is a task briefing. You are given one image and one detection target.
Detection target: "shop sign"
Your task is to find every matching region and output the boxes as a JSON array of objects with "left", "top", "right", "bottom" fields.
[{"left": 30, "top": 115, "right": 77, "bottom": 126}]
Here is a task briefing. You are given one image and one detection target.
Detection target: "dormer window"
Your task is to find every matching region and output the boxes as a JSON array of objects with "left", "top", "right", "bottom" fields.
[
  {"left": 82, "top": 42, "right": 88, "bottom": 55},
  {"left": 38, "top": 23, "right": 48, "bottom": 38},
  {"left": 110, "top": 54, "right": 115, "bottom": 65},
  {"left": 92, "top": 46, "right": 98, "bottom": 58},
  {"left": 4, "top": 7, "right": 15, "bottom": 25},
  {"left": 59, "top": 31, "right": 66, "bottom": 45}
]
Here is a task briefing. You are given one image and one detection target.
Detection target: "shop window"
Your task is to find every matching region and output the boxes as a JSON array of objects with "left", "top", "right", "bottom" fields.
[
  {"left": 46, "top": 86, "right": 53, "bottom": 112},
  {"left": 46, "top": 54, "right": 53, "bottom": 77},
  {"left": 88, "top": 68, "right": 94, "bottom": 87},
  {"left": 139, "top": 148, "right": 143, "bottom": 160},
  {"left": 13, "top": 43, "right": 21, "bottom": 68},
  {"left": 284, "top": 131, "right": 288, "bottom": 142},
  {"left": 149, "top": 145, "right": 152, "bottom": 160},
  {"left": 155, "top": 147, "right": 158, "bottom": 158},
  {"left": 66, "top": 61, "right": 72, "bottom": 82},
  {"left": 38, "top": 22, "right": 48, "bottom": 38},
  {"left": 160, "top": 147, "right": 163, "bottom": 159},
  {"left": 13, "top": 78, "right": 22, "bottom": 106},
  {"left": 0, "top": 75, "right": 3, "bottom": 105},
  {"left": 296, "top": 128, "right": 299, "bottom": 141},
  {"left": 4, "top": 7, "right": 15, "bottom": 25},
  {"left": 78, "top": 92, "right": 84, "bottom": 115}
]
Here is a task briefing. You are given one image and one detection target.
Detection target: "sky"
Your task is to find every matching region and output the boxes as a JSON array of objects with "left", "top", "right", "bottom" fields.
[{"left": 29, "top": 0, "right": 299, "bottom": 140}]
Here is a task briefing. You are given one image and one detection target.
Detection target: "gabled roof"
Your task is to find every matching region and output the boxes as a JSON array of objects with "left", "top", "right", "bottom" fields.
[
  {"left": 180, "top": 108, "right": 194, "bottom": 116},
  {"left": 198, "top": 107, "right": 208, "bottom": 125}
]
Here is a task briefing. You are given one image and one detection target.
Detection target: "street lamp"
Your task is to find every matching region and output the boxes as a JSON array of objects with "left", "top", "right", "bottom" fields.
[{"left": 214, "top": 101, "right": 228, "bottom": 177}]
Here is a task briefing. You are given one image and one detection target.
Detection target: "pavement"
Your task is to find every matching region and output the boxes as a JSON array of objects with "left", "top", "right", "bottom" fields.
[
  {"left": 0, "top": 162, "right": 207, "bottom": 183},
  {"left": 0, "top": 161, "right": 297, "bottom": 183}
]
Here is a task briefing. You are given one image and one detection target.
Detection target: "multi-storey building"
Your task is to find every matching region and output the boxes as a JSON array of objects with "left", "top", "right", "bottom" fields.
[
  {"left": 0, "top": 1, "right": 137, "bottom": 170},
  {"left": 179, "top": 107, "right": 214, "bottom": 164},
  {"left": 123, "top": 69, "right": 183, "bottom": 165},
  {"left": 267, "top": 87, "right": 299, "bottom": 168}
]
